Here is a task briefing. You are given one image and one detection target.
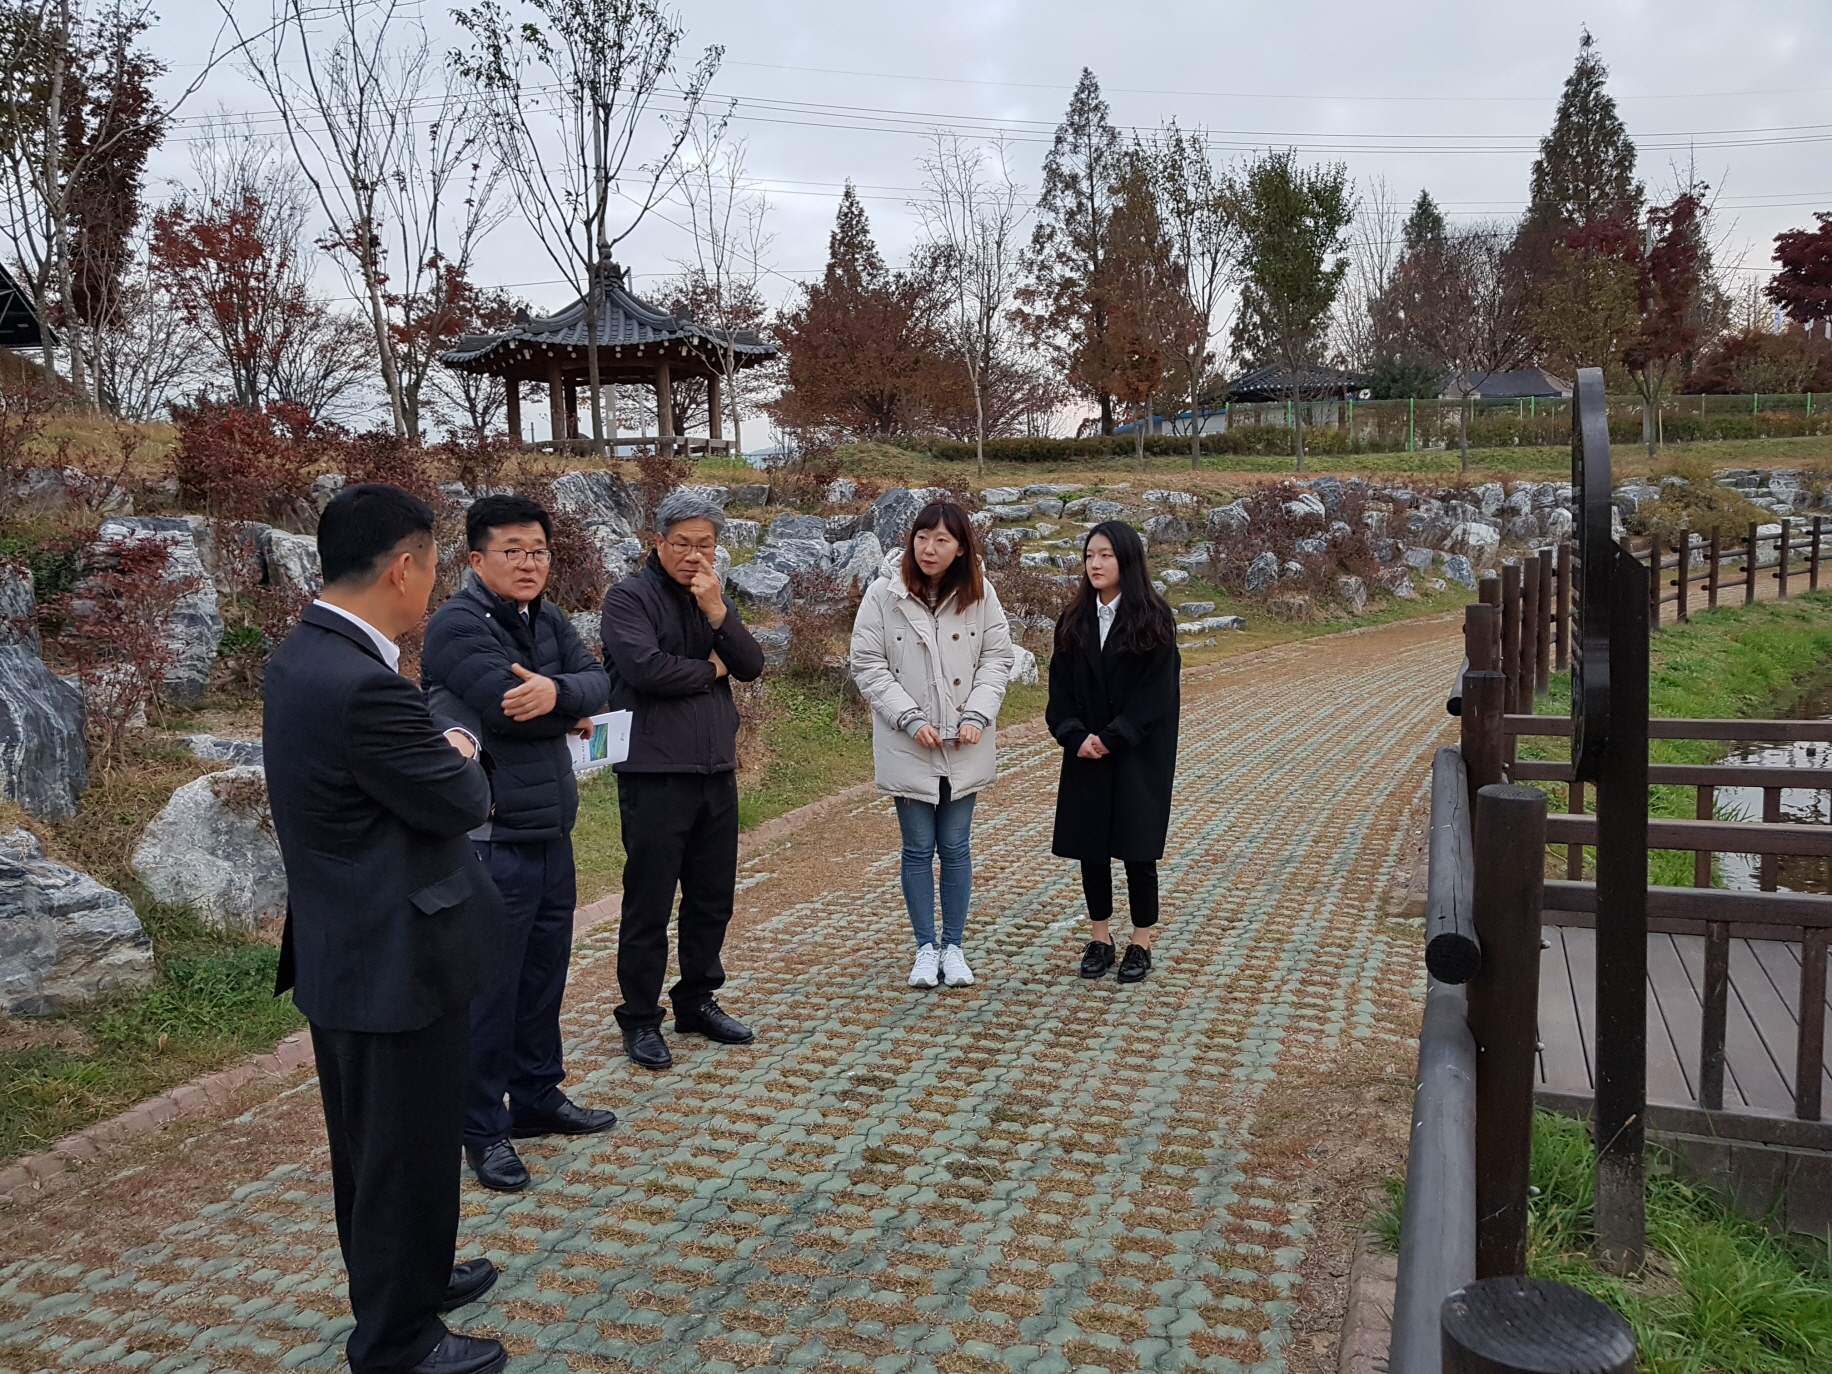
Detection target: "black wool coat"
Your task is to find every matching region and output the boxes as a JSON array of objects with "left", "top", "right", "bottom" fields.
[{"left": 1046, "top": 614, "right": 1181, "bottom": 863}]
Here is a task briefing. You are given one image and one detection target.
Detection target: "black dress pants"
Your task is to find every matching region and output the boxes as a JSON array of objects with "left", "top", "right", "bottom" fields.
[
  {"left": 311, "top": 1005, "right": 468, "bottom": 1373},
  {"left": 1082, "top": 859, "right": 1160, "bottom": 927},
  {"left": 465, "top": 836, "right": 575, "bottom": 1146},
  {"left": 614, "top": 771, "right": 739, "bottom": 1030}
]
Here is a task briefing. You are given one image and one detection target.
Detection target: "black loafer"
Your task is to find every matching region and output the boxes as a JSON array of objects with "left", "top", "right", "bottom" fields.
[
  {"left": 406, "top": 1332, "right": 507, "bottom": 1374},
  {"left": 673, "top": 998, "right": 754, "bottom": 1044},
  {"left": 1117, "top": 943, "right": 1153, "bottom": 984},
  {"left": 510, "top": 1097, "right": 617, "bottom": 1138},
  {"left": 465, "top": 1138, "right": 530, "bottom": 1192},
  {"left": 439, "top": 1257, "right": 498, "bottom": 1313},
  {"left": 623, "top": 1025, "right": 674, "bottom": 1070},
  {"left": 1080, "top": 939, "right": 1116, "bottom": 979}
]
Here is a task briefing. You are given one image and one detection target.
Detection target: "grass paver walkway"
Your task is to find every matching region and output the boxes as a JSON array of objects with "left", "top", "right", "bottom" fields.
[{"left": 0, "top": 614, "right": 1459, "bottom": 1374}]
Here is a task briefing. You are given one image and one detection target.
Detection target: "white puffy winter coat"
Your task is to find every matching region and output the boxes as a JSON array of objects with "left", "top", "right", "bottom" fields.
[{"left": 850, "top": 555, "right": 1016, "bottom": 803}]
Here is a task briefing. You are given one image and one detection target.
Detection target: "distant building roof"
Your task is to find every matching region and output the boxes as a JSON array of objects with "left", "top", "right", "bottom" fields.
[
  {"left": 1226, "top": 363, "right": 1368, "bottom": 401},
  {"left": 1441, "top": 367, "right": 1572, "bottom": 400},
  {"left": 439, "top": 263, "right": 775, "bottom": 385},
  {"left": 0, "top": 262, "right": 55, "bottom": 349}
]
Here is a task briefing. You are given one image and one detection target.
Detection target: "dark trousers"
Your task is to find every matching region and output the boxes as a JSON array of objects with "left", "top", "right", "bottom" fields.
[
  {"left": 465, "top": 836, "right": 575, "bottom": 1146},
  {"left": 1082, "top": 859, "right": 1160, "bottom": 927},
  {"left": 311, "top": 1006, "right": 467, "bottom": 1373},
  {"left": 615, "top": 771, "right": 739, "bottom": 1031}
]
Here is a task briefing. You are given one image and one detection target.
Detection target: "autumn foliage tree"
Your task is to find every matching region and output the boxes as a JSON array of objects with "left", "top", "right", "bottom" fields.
[
  {"left": 769, "top": 184, "right": 957, "bottom": 444},
  {"left": 1018, "top": 69, "right": 1126, "bottom": 434},
  {"left": 1768, "top": 213, "right": 1832, "bottom": 333}
]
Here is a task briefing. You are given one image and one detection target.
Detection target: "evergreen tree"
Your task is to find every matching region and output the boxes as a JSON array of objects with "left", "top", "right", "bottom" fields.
[
  {"left": 1527, "top": 30, "right": 1641, "bottom": 231},
  {"left": 1017, "top": 68, "right": 1124, "bottom": 433},
  {"left": 1402, "top": 190, "right": 1445, "bottom": 251},
  {"left": 823, "top": 182, "right": 886, "bottom": 294}
]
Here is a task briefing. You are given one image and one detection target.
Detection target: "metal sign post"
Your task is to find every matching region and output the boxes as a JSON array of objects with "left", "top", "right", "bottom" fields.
[{"left": 1569, "top": 366, "right": 1650, "bottom": 1272}]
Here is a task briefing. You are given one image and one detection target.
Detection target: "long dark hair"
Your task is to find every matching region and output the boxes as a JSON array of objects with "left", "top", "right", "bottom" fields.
[
  {"left": 1055, "top": 519, "right": 1175, "bottom": 654},
  {"left": 901, "top": 501, "right": 984, "bottom": 610}
]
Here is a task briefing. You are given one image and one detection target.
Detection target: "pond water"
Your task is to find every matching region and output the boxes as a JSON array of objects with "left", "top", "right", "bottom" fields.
[{"left": 1713, "top": 670, "right": 1832, "bottom": 893}]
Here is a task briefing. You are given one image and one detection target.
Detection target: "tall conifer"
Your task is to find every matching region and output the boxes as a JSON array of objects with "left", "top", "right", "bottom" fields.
[{"left": 1527, "top": 30, "right": 1642, "bottom": 230}]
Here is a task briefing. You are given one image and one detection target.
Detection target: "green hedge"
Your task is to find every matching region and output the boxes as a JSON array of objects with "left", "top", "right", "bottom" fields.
[{"left": 896, "top": 410, "right": 1832, "bottom": 464}]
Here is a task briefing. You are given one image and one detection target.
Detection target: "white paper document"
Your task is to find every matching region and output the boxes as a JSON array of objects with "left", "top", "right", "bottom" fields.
[{"left": 568, "top": 710, "right": 632, "bottom": 772}]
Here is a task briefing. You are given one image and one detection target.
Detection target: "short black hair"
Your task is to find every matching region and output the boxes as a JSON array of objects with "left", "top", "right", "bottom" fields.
[
  {"left": 319, "top": 483, "right": 437, "bottom": 587},
  {"left": 466, "top": 493, "right": 553, "bottom": 552}
]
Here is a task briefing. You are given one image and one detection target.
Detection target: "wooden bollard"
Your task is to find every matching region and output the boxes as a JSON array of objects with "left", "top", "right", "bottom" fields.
[
  {"left": 1534, "top": 546, "right": 1552, "bottom": 697},
  {"left": 1499, "top": 561, "right": 1521, "bottom": 714},
  {"left": 1554, "top": 542, "right": 1572, "bottom": 671},
  {"left": 1468, "top": 784, "right": 1547, "bottom": 1279},
  {"left": 1518, "top": 555, "right": 1539, "bottom": 708},
  {"left": 1746, "top": 521, "right": 1759, "bottom": 605},
  {"left": 1442, "top": 1277, "right": 1634, "bottom": 1374}
]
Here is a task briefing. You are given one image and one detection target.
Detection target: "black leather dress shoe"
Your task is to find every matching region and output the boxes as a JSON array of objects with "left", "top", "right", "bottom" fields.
[
  {"left": 406, "top": 1332, "right": 507, "bottom": 1374},
  {"left": 464, "top": 1138, "right": 530, "bottom": 1192},
  {"left": 1117, "top": 943, "right": 1153, "bottom": 984},
  {"left": 673, "top": 998, "right": 754, "bottom": 1044},
  {"left": 1080, "top": 939, "right": 1116, "bottom": 979},
  {"left": 439, "top": 1257, "right": 498, "bottom": 1313},
  {"left": 511, "top": 1097, "right": 617, "bottom": 1138},
  {"left": 623, "top": 1025, "right": 673, "bottom": 1069}
]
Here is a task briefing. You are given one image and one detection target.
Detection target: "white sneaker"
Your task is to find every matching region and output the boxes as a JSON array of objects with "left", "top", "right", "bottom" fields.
[
  {"left": 941, "top": 944, "right": 975, "bottom": 987},
  {"left": 909, "top": 944, "right": 941, "bottom": 988}
]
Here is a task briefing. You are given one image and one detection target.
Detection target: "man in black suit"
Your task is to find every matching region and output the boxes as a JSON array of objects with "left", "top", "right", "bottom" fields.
[{"left": 266, "top": 484, "right": 508, "bottom": 1374}]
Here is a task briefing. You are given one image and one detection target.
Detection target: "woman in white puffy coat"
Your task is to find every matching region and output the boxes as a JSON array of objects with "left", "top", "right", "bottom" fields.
[{"left": 850, "top": 500, "right": 1015, "bottom": 990}]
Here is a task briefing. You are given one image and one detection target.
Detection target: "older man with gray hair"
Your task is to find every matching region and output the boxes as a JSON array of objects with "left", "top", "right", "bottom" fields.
[{"left": 599, "top": 490, "right": 765, "bottom": 1069}]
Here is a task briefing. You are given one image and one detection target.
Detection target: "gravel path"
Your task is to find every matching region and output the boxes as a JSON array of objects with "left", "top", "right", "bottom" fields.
[{"left": 0, "top": 614, "right": 1459, "bottom": 1374}]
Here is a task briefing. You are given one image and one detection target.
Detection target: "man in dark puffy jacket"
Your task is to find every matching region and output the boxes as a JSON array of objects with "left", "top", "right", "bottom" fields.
[
  {"left": 422, "top": 494, "right": 615, "bottom": 1193},
  {"left": 600, "top": 490, "right": 764, "bottom": 1070}
]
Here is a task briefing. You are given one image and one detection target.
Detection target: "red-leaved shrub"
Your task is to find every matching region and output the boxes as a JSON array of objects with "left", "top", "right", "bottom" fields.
[{"left": 169, "top": 400, "right": 315, "bottom": 523}]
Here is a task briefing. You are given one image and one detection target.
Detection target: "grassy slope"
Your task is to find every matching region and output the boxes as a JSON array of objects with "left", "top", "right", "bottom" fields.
[
  {"left": 831, "top": 435, "right": 1832, "bottom": 488},
  {"left": 1524, "top": 591, "right": 1832, "bottom": 885}
]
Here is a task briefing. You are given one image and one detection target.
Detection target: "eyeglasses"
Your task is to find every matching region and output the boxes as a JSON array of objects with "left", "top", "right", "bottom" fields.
[
  {"left": 665, "top": 538, "right": 718, "bottom": 555},
  {"left": 490, "top": 548, "right": 552, "bottom": 566}
]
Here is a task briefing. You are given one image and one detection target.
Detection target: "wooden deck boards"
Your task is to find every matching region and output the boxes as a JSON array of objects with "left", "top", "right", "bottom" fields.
[{"left": 1539, "top": 926, "right": 1832, "bottom": 1120}]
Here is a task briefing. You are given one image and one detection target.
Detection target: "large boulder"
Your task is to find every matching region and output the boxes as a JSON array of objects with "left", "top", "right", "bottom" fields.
[
  {"left": 833, "top": 531, "right": 886, "bottom": 590},
  {"left": 767, "top": 512, "right": 829, "bottom": 543},
  {"left": 93, "top": 517, "right": 223, "bottom": 704},
  {"left": 186, "top": 734, "right": 265, "bottom": 766},
  {"left": 723, "top": 518, "right": 760, "bottom": 548},
  {"left": 310, "top": 473, "right": 347, "bottom": 514},
  {"left": 1143, "top": 514, "right": 1189, "bottom": 543},
  {"left": 0, "top": 564, "right": 40, "bottom": 653},
  {"left": 726, "top": 561, "right": 792, "bottom": 611},
  {"left": 1010, "top": 643, "right": 1039, "bottom": 686},
  {"left": 551, "top": 470, "right": 641, "bottom": 536},
  {"left": 0, "top": 646, "right": 86, "bottom": 818},
  {"left": 1244, "top": 550, "right": 1280, "bottom": 594},
  {"left": 752, "top": 624, "right": 792, "bottom": 668},
  {"left": 1337, "top": 575, "right": 1368, "bottom": 615},
  {"left": 980, "top": 487, "right": 1021, "bottom": 506},
  {"left": 570, "top": 610, "right": 602, "bottom": 657},
  {"left": 11, "top": 466, "right": 131, "bottom": 516},
  {"left": 131, "top": 766, "right": 287, "bottom": 931},
  {"left": 182, "top": 517, "right": 271, "bottom": 594},
  {"left": 754, "top": 539, "right": 831, "bottom": 577},
  {"left": 1207, "top": 501, "right": 1250, "bottom": 538},
  {"left": 1446, "top": 521, "right": 1501, "bottom": 570},
  {"left": 1374, "top": 566, "right": 1416, "bottom": 599},
  {"left": 825, "top": 478, "right": 858, "bottom": 504},
  {"left": 259, "top": 529, "right": 322, "bottom": 596},
  {"left": 1442, "top": 554, "right": 1477, "bottom": 591},
  {"left": 590, "top": 530, "right": 646, "bottom": 584},
  {"left": 866, "top": 487, "right": 922, "bottom": 550},
  {"left": 825, "top": 513, "right": 863, "bottom": 542},
  {"left": 0, "top": 829, "right": 152, "bottom": 1015}
]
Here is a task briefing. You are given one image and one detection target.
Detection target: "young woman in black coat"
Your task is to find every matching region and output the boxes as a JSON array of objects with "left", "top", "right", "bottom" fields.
[{"left": 1046, "top": 519, "right": 1181, "bottom": 984}]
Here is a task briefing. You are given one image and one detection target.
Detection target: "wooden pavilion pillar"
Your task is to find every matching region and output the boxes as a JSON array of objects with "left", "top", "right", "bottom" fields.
[
  {"left": 708, "top": 371, "right": 724, "bottom": 443},
  {"left": 563, "top": 380, "right": 580, "bottom": 440},
  {"left": 505, "top": 380, "right": 521, "bottom": 446},
  {"left": 546, "top": 361, "right": 564, "bottom": 448},
  {"left": 655, "top": 360, "right": 674, "bottom": 457}
]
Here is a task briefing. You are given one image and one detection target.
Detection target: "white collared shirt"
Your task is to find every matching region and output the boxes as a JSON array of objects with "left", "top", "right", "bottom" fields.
[
  {"left": 313, "top": 599, "right": 402, "bottom": 673},
  {"left": 1096, "top": 591, "right": 1121, "bottom": 648}
]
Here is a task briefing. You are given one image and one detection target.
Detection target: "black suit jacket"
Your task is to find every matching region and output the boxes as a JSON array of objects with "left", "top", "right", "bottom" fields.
[{"left": 266, "top": 604, "right": 503, "bottom": 1033}]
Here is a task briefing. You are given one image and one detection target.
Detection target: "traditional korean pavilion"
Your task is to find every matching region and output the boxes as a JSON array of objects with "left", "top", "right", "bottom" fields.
[{"left": 438, "top": 263, "right": 776, "bottom": 453}]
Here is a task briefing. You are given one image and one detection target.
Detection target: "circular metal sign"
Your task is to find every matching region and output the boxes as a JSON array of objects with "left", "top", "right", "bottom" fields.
[{"left": 1570, "top": 367, "right": 1613, "bottom": 781}]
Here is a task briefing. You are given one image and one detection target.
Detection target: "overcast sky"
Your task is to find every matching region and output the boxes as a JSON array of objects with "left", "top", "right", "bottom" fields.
[{"left": 145, "top": 0, "right": 1830, "bottom": 329}]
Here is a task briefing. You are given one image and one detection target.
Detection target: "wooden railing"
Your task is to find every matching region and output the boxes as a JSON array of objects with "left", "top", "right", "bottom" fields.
[
  {"left": 1633, "top": 518, "right": 1828, "bottom": 627},
  {"left": 1505, "top": 711, "right": 1832, "bottom": 1125}
]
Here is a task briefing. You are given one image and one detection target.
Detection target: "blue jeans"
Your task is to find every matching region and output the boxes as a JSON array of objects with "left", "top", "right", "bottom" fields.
[{"left": 893, "top": 778, "right": 976, "bottom": 948}]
